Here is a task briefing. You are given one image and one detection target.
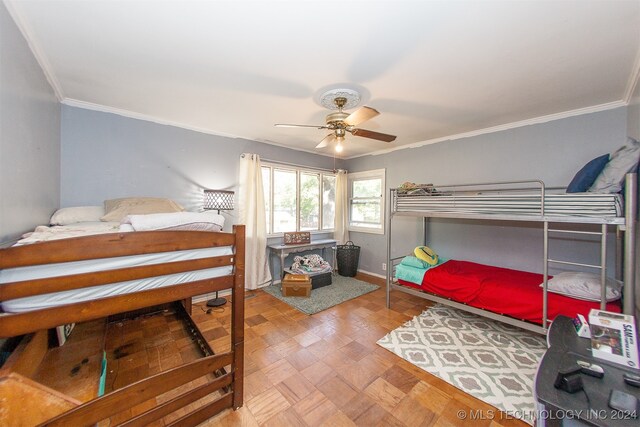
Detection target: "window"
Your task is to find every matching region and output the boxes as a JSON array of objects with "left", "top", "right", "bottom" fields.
[
  {"left": 349, "top": 169, "right": 385, "bottom": 234},
  {"left": 262, "top": 163, "right": 336, "bottom": 235}
]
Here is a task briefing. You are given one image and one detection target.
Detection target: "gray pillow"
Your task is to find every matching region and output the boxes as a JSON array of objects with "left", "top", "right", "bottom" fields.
[
  {"left": 589, "top": 137, "right": 640, "bottom": 193},
  {"left": 540, "top": 272, "right": 622, "bottom": 302}
]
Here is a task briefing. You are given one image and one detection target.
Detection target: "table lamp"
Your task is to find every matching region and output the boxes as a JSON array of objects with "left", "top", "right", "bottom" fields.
[{"left": 203, "top": 189, "right": 234, "bottom": 307}]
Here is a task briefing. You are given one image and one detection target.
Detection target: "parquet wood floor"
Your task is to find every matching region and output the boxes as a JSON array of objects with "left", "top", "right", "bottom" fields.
[{"left": 192, "top": 275, "right": 529, "bottom": 427}]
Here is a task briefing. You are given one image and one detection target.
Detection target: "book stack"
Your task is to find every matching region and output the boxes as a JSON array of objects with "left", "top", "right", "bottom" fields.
[{"left": 281, "top": 273, "right": 312, "bottom": 297}]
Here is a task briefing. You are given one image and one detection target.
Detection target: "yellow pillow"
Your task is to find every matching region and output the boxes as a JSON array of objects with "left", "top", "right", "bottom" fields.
[{"left": 414, "top": 246, "right": 438, "bottom": 265}]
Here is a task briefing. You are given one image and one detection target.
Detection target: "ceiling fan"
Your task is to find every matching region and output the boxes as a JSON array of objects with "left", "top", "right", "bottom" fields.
[{"left": 275, "top": 89, "right": 397, "bottom": 153}]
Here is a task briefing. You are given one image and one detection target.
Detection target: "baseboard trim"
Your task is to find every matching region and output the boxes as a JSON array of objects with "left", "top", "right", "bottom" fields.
[{"left": 354, "top": 271, "right": 386, "bottom": 287}]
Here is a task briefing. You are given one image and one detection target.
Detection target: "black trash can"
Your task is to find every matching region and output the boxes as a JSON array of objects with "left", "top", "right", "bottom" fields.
[{"left": 336, "top": 241, "right": 360, "bottom": 277}]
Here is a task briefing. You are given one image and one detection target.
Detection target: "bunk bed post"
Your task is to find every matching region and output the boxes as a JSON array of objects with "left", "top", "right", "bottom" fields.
[
  {"left": 623, "top": 173, "right": 637, "bottom": 316},
  {"left": 232, "top": 225, "right": 245, "bottom": 409},
  {"left": 542, "top": 221, "right": 549, "bottom": 331},
  {"left": 600, "top": 224, "right": 607, "bottom": 311},
  {"left": 386, "top": 188, "right": 393, "bottom": 308},
  {"left": 616, "top": 228, "right": 623, "bottom": 281},
  {"left": 423, "top": 217, "right": 428, "bottom": 246}
]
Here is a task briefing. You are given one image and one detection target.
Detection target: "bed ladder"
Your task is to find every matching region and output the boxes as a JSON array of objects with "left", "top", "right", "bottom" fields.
[{"left": 542, "top": 222, "right": 609, "bottom": 330}]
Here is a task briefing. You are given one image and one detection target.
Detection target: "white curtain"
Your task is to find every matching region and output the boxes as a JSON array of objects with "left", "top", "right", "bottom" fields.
[
  {"left": 238, "top": 153, "right": 271, "bottom": 289},
  {"left": 334, "top": 169, "right": 349, "bottom": 244}
]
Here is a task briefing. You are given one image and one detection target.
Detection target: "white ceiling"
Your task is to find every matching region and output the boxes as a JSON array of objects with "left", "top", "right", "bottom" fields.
[{"left": 6, "top": 0, "right": 640, "bottom": 158}]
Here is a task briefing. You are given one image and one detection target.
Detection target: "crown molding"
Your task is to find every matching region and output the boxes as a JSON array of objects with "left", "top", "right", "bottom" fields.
[
  {"left": 623, "top": 45, "right": 640, "bottom": 103},
  {"left": 63, "top": 98, "right": 342, "bottom": 159},
  {"left": 252, "top": 138, "right": 340, "bottom": 159},
  {"left": 64, "top": 97, "right": 625, "bottom": 162},
  {"left": 62, "top": 98, "right": 246, "bottom": 140},
  {"left": 40, "top": 96, "right": 640, "bottom": 163},
  {"left": 4, "top": 0, "right": 64, "bottom": 101},
  {"left": 345, "top": 100, "right": 628, "bottom": 160}
]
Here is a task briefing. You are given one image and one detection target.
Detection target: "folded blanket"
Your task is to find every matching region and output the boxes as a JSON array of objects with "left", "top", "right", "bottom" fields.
[
  {"left": 395, "top": 256, "right": 447, "bottom": 284},
  {"left": 400, "top": 256, "right": 429, "bottom": 269},
  {"left": 395, "top": 264, "right": 429, "bottom": 284},
  {"left": 16, "top": 222, "right": 122, "bottom": 245},
  {"left": 121, "top": 212, "right": 224, "bottom": 232}
]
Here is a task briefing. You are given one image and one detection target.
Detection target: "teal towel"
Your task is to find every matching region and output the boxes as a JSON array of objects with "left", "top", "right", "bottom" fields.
[
  {"left": 98, "top": 351, "right": 107, "bottom": 396},
  {"left": 395, "top": 263, "right": 428, "bottom": 284},
  {"left": 400, "top": 256, "right": 429, "bottom": 269}
]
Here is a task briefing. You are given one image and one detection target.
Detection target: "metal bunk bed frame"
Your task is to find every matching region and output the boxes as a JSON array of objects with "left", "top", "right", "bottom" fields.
[{"left": 385, "top": 173, "right": 637, "bottom": 334}]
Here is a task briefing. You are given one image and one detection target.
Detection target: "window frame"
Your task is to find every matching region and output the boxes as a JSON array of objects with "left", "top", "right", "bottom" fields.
[
  {"left": 348, "top": 168, "right": 386, "bottom": 235},
  {"left": 262, "top": 162, "right": 336, "bottom": 237}
]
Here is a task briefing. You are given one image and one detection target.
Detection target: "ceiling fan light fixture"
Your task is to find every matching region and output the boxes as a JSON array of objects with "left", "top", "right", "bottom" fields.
[{"left": 275, "top": 88, "right": 396, "bottom": 152}]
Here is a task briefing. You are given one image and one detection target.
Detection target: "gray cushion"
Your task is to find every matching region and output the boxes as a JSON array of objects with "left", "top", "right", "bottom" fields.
[{"left": 589, "top": 137, "right": 640, "bottom": 193}]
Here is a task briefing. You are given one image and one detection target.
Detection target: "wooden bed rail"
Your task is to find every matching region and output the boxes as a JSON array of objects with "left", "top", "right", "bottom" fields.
[
  {"left": 0, "top": 255, "right": 234, "bottom": 301},
  {"left": 0, "top": 230, "right": 237, "bottom": 269},
  {"left": 0, "top": 276, "right": 233, "bottom": 338},
  {"left": 42, "top": 352, "right": 234, "bottom": 426}
]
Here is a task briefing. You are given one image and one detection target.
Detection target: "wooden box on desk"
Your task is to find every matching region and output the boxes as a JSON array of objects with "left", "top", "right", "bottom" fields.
[
  {"left": 283, "top": 232, "right": 311, "bottom": 245},
  {"left": 281, "top": 274, "right": 312, "bottom": 297}
]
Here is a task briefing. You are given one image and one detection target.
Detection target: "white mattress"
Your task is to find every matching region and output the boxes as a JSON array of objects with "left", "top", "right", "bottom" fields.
[
  {"left": 395, "top": 192, "right": 623, "bottom": 218},
  {"left": 0, "top": 246, "right": 233, "bottom": 313}
]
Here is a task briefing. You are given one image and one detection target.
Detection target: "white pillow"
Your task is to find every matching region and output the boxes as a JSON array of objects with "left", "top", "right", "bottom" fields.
[
  {"left": 589, "top": 137, "right": 640, "bottom": 193},
  {"left": 101, "top": 197, "right": 184, "bottom": 222},
  {"left": 50, "top": 206, "right": 105, "bottom": 225},
  {"left": 541, "top": 272, "right": 623, "bottom": 302}
]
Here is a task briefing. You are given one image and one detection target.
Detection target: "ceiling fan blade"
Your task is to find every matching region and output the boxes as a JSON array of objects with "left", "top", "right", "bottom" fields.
[
  {"left": 344, "top": 106, "right": 380, "bottom": 126},
  {"left": 350, "top": 128, "right": 397, "bottom": 142},
  {"left": 315, "top": 134, "right": 336, "bottom": 149},
  {"left": 275, "top": 123, "right": 328, "bottom": 129}
]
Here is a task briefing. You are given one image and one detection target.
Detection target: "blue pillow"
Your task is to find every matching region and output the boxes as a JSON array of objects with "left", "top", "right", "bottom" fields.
[{"left": 566, "top": 154, "right": 609, "bottom": 193}]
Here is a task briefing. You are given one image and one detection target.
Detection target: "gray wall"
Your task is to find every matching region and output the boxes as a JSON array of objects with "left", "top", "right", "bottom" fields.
[
  {"left": 345, "top": 107, "right": 629, "bottom": 279},
  {"left": 61, "top": 105, "right": 344, "bottom": 219},
  {"left": 0, "top": 3, "right": 60, "bottom": 243},
  {"left": 60, "top": 105, "right": 345, "bottom": 282}
]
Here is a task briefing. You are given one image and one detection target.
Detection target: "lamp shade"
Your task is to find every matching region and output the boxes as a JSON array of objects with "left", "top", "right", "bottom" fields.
[{"left": 204, "top": 189, "right": 234, "bottom": 211}]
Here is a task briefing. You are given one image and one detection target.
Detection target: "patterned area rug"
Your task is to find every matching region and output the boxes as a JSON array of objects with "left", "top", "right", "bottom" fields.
[
  {"left": 262, "top": 275, "right": 379, "bottom": 315},
  {"left": 377, "top": 304, "right": 546, "bottom": 424}
]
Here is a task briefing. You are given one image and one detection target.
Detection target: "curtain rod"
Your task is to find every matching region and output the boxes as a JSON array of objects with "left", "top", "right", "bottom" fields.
[{"left": 258, "top": 156, "right": 345, "bottom": 173}]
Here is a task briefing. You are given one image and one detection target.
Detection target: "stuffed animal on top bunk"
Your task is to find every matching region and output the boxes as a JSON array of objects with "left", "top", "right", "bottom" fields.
[
  {"left": 398, "top": 182, "right": 435, "bottom": 196},
  {"left": 397, "top": 182, "right": 451, "bottom": 196}
]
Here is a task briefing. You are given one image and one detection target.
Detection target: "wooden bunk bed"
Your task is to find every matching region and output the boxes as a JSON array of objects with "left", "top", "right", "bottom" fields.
[
  {"left": 0, "top": 225, "right": 245, "bottom": 426},
  {"left": 386, "top": 174, "right": 637, "bottom": 335}
]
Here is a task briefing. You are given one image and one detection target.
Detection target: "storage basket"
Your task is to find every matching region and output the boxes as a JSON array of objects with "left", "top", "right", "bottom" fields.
[{"left": 336, "top": 241, "right": 360, "bottom": 277}]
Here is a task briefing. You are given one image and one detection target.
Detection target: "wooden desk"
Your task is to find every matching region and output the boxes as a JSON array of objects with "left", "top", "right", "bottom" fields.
[{"left": 268, "top": 239, "right": 336, "bottom": 285}]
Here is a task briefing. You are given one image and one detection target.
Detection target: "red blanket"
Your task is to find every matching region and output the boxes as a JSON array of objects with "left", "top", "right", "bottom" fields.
[{"left": 399, "top": 260, "right": 621, "bottom": 325}]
